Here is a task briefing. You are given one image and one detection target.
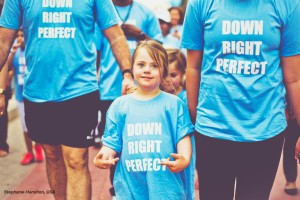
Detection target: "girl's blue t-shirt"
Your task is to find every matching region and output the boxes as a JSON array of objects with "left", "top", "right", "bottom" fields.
[
  {"left": 102, "top": 92, "right": 194, "bottom": 200},
  {"left": 12, "top": 48, "right": 26, "bottom": 102},
  {"left": 181, "top": 0, "right": 300, "bottom": 142},
  {"left": 0, "top": 0, "right": 118, "bottom": 102}
]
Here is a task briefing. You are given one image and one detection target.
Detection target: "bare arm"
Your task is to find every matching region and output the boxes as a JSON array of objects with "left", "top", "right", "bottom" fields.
[
  {"left": 186, "top": 50, "right": 203, "bottom": 123},
  {"left": 93, "top": 146, "right": 119, "bottom": 169},
  {"left": 0, "top": 59, "right": 9, "bottom": 115},
  {"left": 160, "top": 135, "right": 192, "bottom": 172},
  {"left": 0, "top": 27, "right": 17, "bottom": 71},
  {"left": 281, "top": 54, "right": 300, "bottom": 160},
  {"left": 0, "top": 39, "right": 20, "bottom": 115},
  {"left": 102, "top": 24, "right": 136, "bottom": 95}
]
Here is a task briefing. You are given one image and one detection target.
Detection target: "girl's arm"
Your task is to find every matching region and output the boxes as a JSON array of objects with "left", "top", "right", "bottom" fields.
[
  {"left": 160, "top": 135, "right": 192, "bottom": 173},
  {"left": 93, "top": 146, "right": 119, "bottom": 169}
]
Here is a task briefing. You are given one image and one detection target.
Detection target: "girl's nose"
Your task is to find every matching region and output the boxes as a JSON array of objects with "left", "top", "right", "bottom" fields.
[{"left": 143, "top": 65, "right": 151, "bottom": 73}]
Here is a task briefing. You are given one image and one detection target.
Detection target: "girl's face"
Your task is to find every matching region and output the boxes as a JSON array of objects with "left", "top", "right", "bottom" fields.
[
  {"left": 133, "top": 48, "right": 162, "bottom": 92},
  {"left": 168, "top": 61, "right": 184, "bottom": 90},
  {"left": 16, "top": 30, "right": 25, "bottom": 49},
  {"left": 170, "top": 9, "right": 181, "bottom": 26}
]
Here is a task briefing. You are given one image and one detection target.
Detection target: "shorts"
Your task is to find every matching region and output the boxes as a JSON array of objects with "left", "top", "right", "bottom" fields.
[
  {"left": 96, "top": 100, "right": 113, "bottom": 137},
  {"left": 24, "top": 91, "right": 99, "bottom": 148}
]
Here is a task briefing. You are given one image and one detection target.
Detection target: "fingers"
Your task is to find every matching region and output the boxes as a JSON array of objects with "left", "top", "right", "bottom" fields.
[
  {"left": 159, "top": 157, "right": 171, "bottom": 166},
  {"left": 93, "top": 152, "right": 119, "bottom": 169}
]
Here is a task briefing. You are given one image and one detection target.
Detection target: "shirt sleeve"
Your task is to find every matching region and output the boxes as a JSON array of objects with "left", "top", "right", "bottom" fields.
[
  {"left": 0, "top": 0, "right": 22, "bottom": 30},
  {"left": 280, "top": 1, "right": 300, "bottom": 56},
  {"left": 181, "top": 0, "right": 204, "bottom": 50},
  {"left": 176, "top": 98, "right": 195, "bottom": 144},
  {"left": 101, "top": 100, "right": 123, "bottom": 153},
  {"left": 95, "top": 0, "right": 118, "bottom": 30}
]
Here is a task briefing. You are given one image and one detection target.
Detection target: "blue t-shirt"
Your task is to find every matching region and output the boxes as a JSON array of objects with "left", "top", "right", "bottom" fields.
[
  {"left": 177, "top": 89, "right": 187, "bottom": 104},
  {"left": 95, "top": 1, "right": 163, "bottom": 100},
  {"left": 0, "top": 0, "right": 118, "bottom": 102},
  {"left": 181, "top": 0, "right": 300, "bottom": 142},
  {"left": 102, "top": 92, "right": 194, "bottom": 200},
  {"left": 12, "top": 48, "right": 26, "bottom": 102}
]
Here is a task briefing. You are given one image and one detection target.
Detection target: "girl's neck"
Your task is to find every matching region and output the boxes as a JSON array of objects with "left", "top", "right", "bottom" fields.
[
  {"left": 175, "top": 86, "right": 183, "bottom": 96},
  {"left": 133, "top": 88, "right": 161, "bottom": 100}
]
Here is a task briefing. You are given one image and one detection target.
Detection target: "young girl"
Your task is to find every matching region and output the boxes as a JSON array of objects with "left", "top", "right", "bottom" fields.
[
  {"left": 166, "top": 48, "right": 187, "bottom": 100},
  {"left": 167, "top": 48, "right": 197, "bottom": 199},
  {"left": 94, "top": 40, "right": 194, "bottom": 199},
  {"left": 10, "top": 29, "right": 44, "bottom": 165}
]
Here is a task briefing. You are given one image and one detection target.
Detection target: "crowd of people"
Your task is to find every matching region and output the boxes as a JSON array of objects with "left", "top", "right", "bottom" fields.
[{"left": 0, "top": 0, "right": 300, "bottom": 200}]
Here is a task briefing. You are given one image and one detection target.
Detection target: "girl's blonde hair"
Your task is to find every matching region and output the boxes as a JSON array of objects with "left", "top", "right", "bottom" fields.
[{"left": 132, "top": 40, "right": 175, "bottom": 93}]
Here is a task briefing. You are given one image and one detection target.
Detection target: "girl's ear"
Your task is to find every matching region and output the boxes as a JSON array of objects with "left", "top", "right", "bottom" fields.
[{"left": 160, "top": 76, "right": 176, "bottom": 94}]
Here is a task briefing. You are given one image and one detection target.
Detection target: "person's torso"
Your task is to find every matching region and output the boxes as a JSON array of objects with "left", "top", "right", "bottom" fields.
[{"left": 181, "top": 0, "right": 300, "bottom": 141}]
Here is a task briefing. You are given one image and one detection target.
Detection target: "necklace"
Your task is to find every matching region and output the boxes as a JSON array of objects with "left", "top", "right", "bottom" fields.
[{"left": 114, "top": 2, "right": 133, "bottom": 24}]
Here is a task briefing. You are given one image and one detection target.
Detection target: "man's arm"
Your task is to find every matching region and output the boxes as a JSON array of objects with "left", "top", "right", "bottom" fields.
[
  {"left": 0, "top": 27, "right": 17, "bottom": 71},
  {"left": 186, "top": 50, "right": 203, "bottom": 123},
  {"left": 102, "top": 24, "right": 136, "bottom": 95},
  {"left": 0, "top": 57, "right": 9, "bottom": 115},
  {"left": 281, "top": 54, "right": 300, "bottom": 159}
]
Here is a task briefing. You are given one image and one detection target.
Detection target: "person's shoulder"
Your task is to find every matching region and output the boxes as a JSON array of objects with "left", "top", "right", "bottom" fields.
[
  {"left": 113, "top": 94, "right": 132, "bottom": 104},
  {"left": 272, "top": 0, "right": 300, "bottom": 21},
  {"left": 161, "top": 91, "right": 182, "bottom": 103}
]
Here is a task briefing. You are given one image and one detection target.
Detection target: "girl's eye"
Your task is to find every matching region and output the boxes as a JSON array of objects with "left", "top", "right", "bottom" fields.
[
  {"left": 138, "top": 63, "right": 144, "bottom": 67},
  {"left": 151, "top": 65, "right": 158, "bottom": 68}
]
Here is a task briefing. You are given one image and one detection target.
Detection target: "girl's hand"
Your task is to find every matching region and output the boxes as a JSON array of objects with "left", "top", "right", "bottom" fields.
[
  {"left": 159, "top": 153, "right": 190, "bottom": 173},
  {"left": 93, "top": 152, "right": 119, "bottom": 169},
  {"left": 93, "top": 146, "right": 119, "bottom": 169},
  {"left": 11, "top": 42, "right": 21, "bottom": 53}
]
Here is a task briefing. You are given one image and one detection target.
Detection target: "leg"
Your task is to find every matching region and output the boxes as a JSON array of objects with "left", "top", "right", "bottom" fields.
[
  {"left": 283, "top": 119, "right": 299, "bottom": 182},
  {"left": 109, "top": 164, "right": 116, "bottom": 197},
  {"left": 283, "top": 119, "right": 299, "bottom": 195},
  {"left": 20, "top": 131, "right": 35, "bottom": 165},
  {"left": 62, "top": 145, "right": 91, "bottom": 200},
  {"left": 195, "top": 133, "right": 236, "bottom": 200},
  {"left": 43, "top": 144, "right": 67, "bottom": 200},
  {"left": 235, "top": 133, "right": 284, "bottom": 200}
]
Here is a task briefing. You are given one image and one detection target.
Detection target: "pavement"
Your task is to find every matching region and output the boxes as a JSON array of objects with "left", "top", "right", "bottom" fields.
[{"left": 1, "top": 98, "right": 300, "bottom": 200}]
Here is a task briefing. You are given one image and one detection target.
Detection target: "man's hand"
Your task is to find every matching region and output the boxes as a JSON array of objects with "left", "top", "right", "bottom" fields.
[
  {"left": 0, "top": 95, "right": 5, "bottom": 116},
  {"left": 122, "top": 73, "right": 136, "bottom": 95},
  {"left": 121, "top": 24, "right": 150, "bottom": 40},
  {"left": 160, "top": 153, "right": 190, "bottom": 173},
  {"left": 121, "top": 24, "right": 141, "bottom": 38}
]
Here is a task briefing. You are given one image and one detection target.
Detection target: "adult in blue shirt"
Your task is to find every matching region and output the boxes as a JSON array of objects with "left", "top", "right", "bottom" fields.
[
  {"left": 0, "top": 0, "right": 135, "bottom": 199},
  {"left": 181, "top": 0, "right": 300, "bottom": 199}
]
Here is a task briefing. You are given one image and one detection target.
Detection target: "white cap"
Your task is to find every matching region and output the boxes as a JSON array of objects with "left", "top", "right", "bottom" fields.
[{"left": 155, "top": 9, "right": 171, "bottom": 23}]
